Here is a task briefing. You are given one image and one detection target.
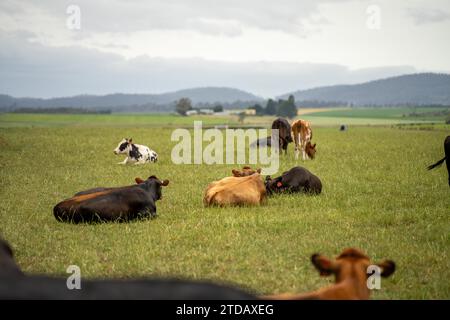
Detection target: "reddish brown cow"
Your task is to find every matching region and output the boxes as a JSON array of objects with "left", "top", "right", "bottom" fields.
[
  {"left": 204, "top": 167, "right": 266, "bottom": 206},
  {"left": 291, "top": 119, "right": 316, "bottom": 160},
  {"left": 263, "top": 248, "right": 395, "bottom": 300}
]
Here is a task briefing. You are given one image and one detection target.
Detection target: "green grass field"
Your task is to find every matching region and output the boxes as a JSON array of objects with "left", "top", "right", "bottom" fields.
[
  {"left": 305, "top": 107, "right": 450, "bottom": 122},
  {"left": 0, "top": 112, "right": 449, "bottom": 299}
]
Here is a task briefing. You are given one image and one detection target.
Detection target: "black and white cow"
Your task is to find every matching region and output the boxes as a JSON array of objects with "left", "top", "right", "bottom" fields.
[{"left": 114, "top": 138, "right": 158, "bottom": 164}]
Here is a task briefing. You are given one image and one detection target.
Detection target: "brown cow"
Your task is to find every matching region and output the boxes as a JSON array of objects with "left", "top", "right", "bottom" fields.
[
  {"left": 291, "top": 119, "right": 316, "bottom": 160},
  {"left": 231, "top": 166, "right": 261, "bottom": 177},
  {"left": 263, "top": 248, "right": 395, "bottom": 300},
  {"left": 204, "top": 167, "right": 266, "bottom": 206}
]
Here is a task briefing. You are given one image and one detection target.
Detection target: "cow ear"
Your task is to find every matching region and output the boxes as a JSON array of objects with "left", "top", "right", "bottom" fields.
[
  {"left": 232, "top": 169, "right": 241, "bottom": 177},
  {"left": 161, "top": 179, "right": 169, "bottom": 186},
  {"left": 135, "top": 177, "right": 145, "bottom": 184},
  {"left": 376, "top": 260, "right": 396, "bottom": 277},
  {"left": 311, "top": 254, "right": 338, "bottom": 276},
  {"left": 256, "top": 168, "right": 262, "bottom": 174},
  {"left": 265, "top": 175, "right": 271, "bottom": 181},
  {"left": 129, "top": 138, "right": 132, "bottom": 143},
  {"left": 313, "top": 143, "right": 316, "bottom": 148}
]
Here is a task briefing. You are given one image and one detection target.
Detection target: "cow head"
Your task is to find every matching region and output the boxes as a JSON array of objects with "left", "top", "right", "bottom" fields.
[
  {"left": 0, "top": 238, "right": 23, "bottom": 276},
  {"left": 305, "top": 142, "right": 317, "bottom": 159},
  {"left": 311, "top": 248, "right": 395, "bottom": 284},
  {"left": 232, "top": 166, "right": 261, "bottom": 177},
  {"left": 135, "top": 176, "right": 169, "bottom": 200},
  {"left": 149, "top": 150, "right": 158, "bottom": 163},
  {"left": 114, "top": 138, "right": 132, "bottom": 155},
  {"left": 264, "top": 176, "right": 284, "bottom": 194}
]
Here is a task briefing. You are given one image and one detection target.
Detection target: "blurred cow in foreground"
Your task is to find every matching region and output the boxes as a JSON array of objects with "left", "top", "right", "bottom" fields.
[
  {"left": 263, "top": 248, "right": 396, "bottom": 300},
  {"left": 427, "top": 135, "right": 450, "bottom": 186}
]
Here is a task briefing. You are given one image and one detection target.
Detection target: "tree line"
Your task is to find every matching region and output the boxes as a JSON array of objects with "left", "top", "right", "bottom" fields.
[{"left": 248, "top": 95, "right": 298, "bottom": 118}]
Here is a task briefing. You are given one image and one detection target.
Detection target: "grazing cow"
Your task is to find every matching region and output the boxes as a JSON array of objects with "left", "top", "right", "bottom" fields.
[
  {"left": 250, "top": 136, "right": 272, "bottom": 148},
  {"left": 0, "top": 238, "right": 256, "bottom": 300},
  {"left": 114, "top": 138, "right": 158, "bottom": 164},
  {"left": 272, "top": 118, "right": 293, "bottom": 155},
  {"left": 204, "top": 167, "right": 266, "bottom": 206},
  {"left": 265, "top": 166, "right": 322, "bottom": 195},
  {"left": 263, "top": 248, "right": 396, "bottom": 300},
  {"left": 53, "top": 176, "right": 169, "bottom": 223},
  {"left": 427, "top": 135, "right": 450, "bottom": 186},
  {"left": 291, "top": 119, "right": 316, "bottom": 160}
]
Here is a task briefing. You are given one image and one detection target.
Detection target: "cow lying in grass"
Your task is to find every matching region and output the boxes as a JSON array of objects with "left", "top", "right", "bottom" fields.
[
  {"left": 0, "top": 238, "right": 256, "bottom": 300},
  {"left": 114, "top": 138, "right": 158, "bottom": 165},
  {"left": 263, "top": 248, "right": 396, "bottom": 300},
  {"left": 204, "top": 167, "right": 266, "bottom": 206},
  {"left": 53, "top": 176, "right": 169, "bottom": 223},
  {"left": 265, "top": 166, "right": 322, "bottom": 195}
]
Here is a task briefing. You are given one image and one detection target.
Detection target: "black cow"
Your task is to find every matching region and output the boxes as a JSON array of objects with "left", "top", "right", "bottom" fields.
[
  {"left": 272, "top": 118, "right": 293, "bottom": 155},
  {"left": 53, "top": 176, "right": 169, "bottom": 223},
  {"left": 265, "top": 166, "right": 322, "bottom": 194},
  {"left": 0, "top": 238, "right": 22, "bottom": 276},
  {"left": 0, "top": 238, "right": 256, "bottom": 300},
  {"left": 427, "top": 135, "right": 450, "bottom": 186}
]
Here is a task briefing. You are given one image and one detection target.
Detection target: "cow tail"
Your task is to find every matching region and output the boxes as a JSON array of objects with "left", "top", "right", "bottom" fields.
[{"left": 427, "top": 157, "right": 446, "bottom": 170}]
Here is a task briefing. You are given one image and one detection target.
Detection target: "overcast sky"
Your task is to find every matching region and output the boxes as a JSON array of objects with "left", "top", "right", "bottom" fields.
[{"left": 1, "top": 0, "right": 449, "bottom": 98}]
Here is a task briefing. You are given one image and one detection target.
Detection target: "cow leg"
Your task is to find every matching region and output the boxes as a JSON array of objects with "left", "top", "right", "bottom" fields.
[
  {"left": 294, "top": 132, "right": 301, "bottom": 160},
  {"left": 118, "top": 157, "right": 129, "bottom": 165}
]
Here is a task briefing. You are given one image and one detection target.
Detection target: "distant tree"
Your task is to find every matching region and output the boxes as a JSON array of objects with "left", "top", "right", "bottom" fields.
[
  {"left": 175, "top": 97, "right": 192, "bottom": 116},
  {"left": 213, "top": 105, "right": 224, "bottom": 113},
  {"left": 248, "top": 103, "right": 264, "bottom": 115},
  {"left": 265, "top": 99, "right": 277, "bottom": 115},
  {"left": 276, "top": 95, "right": 297, "bottom": 118}
]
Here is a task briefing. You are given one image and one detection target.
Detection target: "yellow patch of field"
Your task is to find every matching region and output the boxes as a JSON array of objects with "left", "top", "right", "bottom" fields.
[{"left": 297, "top": 107, "right": 349, "bottom": 115}]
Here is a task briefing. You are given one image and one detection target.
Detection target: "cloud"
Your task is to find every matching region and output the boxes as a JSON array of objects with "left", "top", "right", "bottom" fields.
[
  {"left": 1, "top": 0, "right": 347, "bottom": 37},
  {"left": 407, "top": 7, "right": 450, "bottom": 25},
  {"left": 0, "top": 35, "right": 417, "bottom": 98}
]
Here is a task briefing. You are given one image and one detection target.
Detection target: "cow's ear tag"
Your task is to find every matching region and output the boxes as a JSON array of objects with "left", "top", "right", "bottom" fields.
[{"left": 276, "top": 182, "right": 283, "bottom": 187}]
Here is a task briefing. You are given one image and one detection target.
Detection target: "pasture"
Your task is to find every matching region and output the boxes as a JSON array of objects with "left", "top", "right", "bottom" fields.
[{"left": 0, "top": 111, "right": 449, "bottom": 299}]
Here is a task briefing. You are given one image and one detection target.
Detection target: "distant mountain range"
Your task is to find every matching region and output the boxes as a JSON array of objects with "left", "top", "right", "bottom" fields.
[
  {"left": 280, "top": 73, "right": 450, "bottom": 106},
  {"left": 1, "top": 73, "right": 449, "bottom": 112},
  {"left": 0, "top": 87, "right": 263, "bottom": 112}
]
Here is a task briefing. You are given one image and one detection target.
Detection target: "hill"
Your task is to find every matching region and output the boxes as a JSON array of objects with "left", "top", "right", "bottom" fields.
[
  {"left": 0, "top": 87, "right": 262, "bottom": 112},
  {"left": 281, "top": 73, "right": 450, "bottom": 106}
]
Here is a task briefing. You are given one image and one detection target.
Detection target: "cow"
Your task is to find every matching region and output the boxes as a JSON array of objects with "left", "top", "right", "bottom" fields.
[
  {"left": 291, "top": 119, "right": 316, "bottom": 160},
  {"left": 231, "top": 166, "right": 261, "bottom": 177},
  {"left": 263, "top": 248, "right": 396, "bottom": 300},
  {"left": 0, "top": 238, "right": 23, "bottom": 276},
  {"left": 114, "top": 138, "right": 158, "bottom": 165},
  {"left": 204, "top": 167, "right": 266, "bottom": 206},
  {"left": 53, "top": 176, "right": 169, "bottom": 223},
  {"left": 0, "top": 238, "right": 257, "bottom": 300},
  {"left": 272, "top": 118, "right": 293, "bottom": 155},
  {"left": 427, "top": 135, "right": 450, "bottom": 186},
  {"left": 265, "top": 166, "right": 322, "bottom": 195}
]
